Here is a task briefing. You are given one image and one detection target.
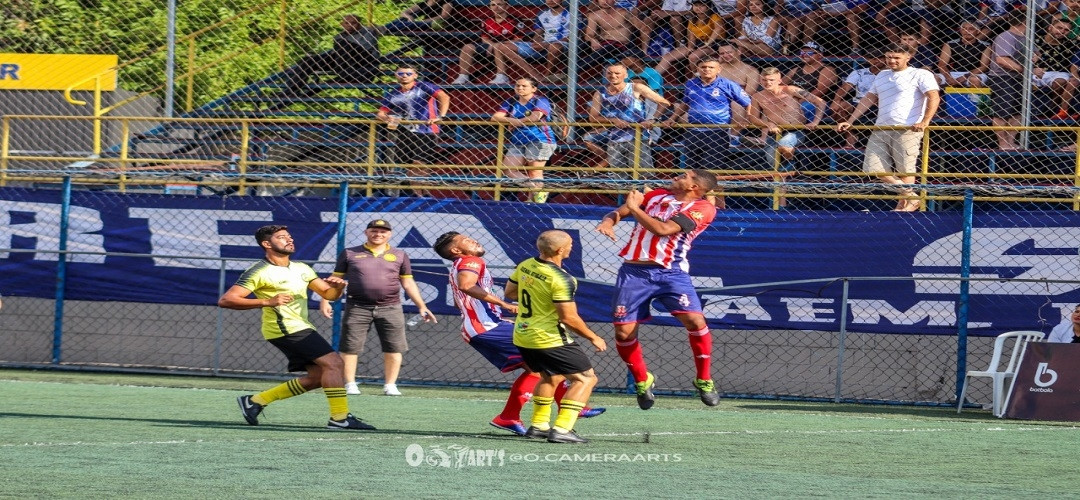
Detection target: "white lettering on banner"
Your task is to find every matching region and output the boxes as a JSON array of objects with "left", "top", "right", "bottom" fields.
[
  {"left": 779, "top": 298, "right": 837, "bottom": 322},
  {"left": 0, "top": 201, "right": 105, "bottom": 263},
  {"left": 913, "top": 228, "right": 1080, "bottom": 295},
  {"left": 128, "top": 208, "right": 272, "bottom": 270},
  {"left": 846, "top": 299, "right": 957, "bottom": 326},
  {"left": 700, "top": 294, "right": 773, "bottom": 321}
]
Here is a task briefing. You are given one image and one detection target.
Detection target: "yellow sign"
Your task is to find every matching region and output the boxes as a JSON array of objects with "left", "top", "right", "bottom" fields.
[{"left": 0, "top": 53, "right": 118, "bottom": 91}]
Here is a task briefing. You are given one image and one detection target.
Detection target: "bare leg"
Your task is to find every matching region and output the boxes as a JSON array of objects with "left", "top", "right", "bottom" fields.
[
  {"left": 340, "top": 352, "right": 359, "bottom": 387},
  {"left": 383, "top": 352, "right": 402, "bottom": 385},
  {"left": 458, "top": 43, "right": 478, "bottom": 75},
  {"left": 544, "top": 43, "right": 564, "bottom": 77}
]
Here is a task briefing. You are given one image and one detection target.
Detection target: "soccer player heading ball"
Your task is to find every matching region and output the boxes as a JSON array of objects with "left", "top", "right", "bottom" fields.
[{"left": 595, "top": 170, "right": 721, "bottom": 409}]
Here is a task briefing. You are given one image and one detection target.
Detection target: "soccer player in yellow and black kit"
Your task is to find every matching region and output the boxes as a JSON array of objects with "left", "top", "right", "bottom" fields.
[
  {"left": 218, "top": 225, "right": 376, "bottom": 431},
  {"left": 505, "top": 230, "right": 607, "bottom": 444}
]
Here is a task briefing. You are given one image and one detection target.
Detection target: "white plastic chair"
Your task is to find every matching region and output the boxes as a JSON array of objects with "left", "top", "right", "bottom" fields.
[{"left": 957, "top": 330, "right": 1045, "bottom": 417}]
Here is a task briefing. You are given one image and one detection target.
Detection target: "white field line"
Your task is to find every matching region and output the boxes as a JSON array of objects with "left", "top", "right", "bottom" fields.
[{"left": 3, "top": 425, "right": 1079, "bottom": 449}]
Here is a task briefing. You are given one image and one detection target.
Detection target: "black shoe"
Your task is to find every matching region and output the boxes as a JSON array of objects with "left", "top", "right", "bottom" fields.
[
  {"left": 327, "top": 413, "right": 377, "bottom": 431},
  {"left": 547, "top": 429, "right": 588, "bottom": 444},
  {"left": 237, "top": 395, "right": 263, "bottom": 425},
  {"left": 524, "top": 426, "right": 550, "bottom": 439},
  {"left": 635, "top": 372, "right": 656, "bottom": 410},
  {"left": 694, "top": 378, "right": 721, "bottom": 407}
]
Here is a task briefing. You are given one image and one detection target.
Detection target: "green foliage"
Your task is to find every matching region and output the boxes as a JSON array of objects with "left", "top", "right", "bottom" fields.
[{"left": 1, "top": 0, "right": 408, "bottom": 111}]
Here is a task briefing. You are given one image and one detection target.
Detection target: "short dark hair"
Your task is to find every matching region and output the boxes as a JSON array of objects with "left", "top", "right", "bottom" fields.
[
  {"left": 697, "top": 56, "right": 720, "bottom": 66},
  {"left": 396, "top": 64, "right": 418, "bottom": 73},
  {"left": 691, "top": 169, "right": 718, "bottom": 193},
  {"left": 433, "top": 231, "right": 461, "bottom": 260},
  {"left": 255, "top": 225, "right": 288, "bottom": 245},
  {"left": 884, "top": 43, "right": 915, "bottom": 56}
]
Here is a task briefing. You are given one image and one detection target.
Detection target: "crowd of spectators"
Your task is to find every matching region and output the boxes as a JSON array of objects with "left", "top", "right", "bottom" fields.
[{"left": 274, "top": 1, "right": 1080, "bottom": 205}]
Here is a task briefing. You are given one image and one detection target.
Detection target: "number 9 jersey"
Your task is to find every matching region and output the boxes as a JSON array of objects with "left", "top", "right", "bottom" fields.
[{"left": 508, "top": 256, "right": 578, "bottom": 349}]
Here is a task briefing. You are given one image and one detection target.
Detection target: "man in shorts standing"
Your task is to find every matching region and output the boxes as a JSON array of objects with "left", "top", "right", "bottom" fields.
[
  {"left": 375, "top": 65, "right": 451, "bottom": 188},
  {"left": 836, "top": 43, "right": 939, "bottom": 212},
  {"left": 505, "top": 230, "right": 607, "bottom": 444},
  {"left": 984, "top": 11, "right": 1028, "bottom": 150},
  {"left": 595, "top": 170, "right": 721, "bottom": 409},
  {"left": 322, "top": 219, "right": 436, "bottom": 396},
  {"left": 219, "top": 225, "right": 375, "bottom": 430},
  {"left": 433, "top": 231, "right": 604, "bottom": 435}
]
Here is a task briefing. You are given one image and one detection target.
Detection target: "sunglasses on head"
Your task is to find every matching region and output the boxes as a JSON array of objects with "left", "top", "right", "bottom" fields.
[
  {"left": 396, "top": 71, "right": 415, "bottom": 76},
  {"left": 800, "top": 50, "right": 817, "bottom": 56}
]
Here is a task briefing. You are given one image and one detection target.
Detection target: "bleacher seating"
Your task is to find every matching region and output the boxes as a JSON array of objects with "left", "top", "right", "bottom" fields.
[{"left": 115, "top": 0, "right": 1080, "bottom": 208}]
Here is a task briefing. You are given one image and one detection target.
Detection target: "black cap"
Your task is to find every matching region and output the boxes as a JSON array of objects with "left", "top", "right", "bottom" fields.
[{"left": 367, "top": 219, "right": 392, "bottom": 230}]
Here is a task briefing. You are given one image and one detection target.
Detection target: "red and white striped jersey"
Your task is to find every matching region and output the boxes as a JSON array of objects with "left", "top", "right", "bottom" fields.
[
  {"left": 449, "top": 255, "right": 505, "bottom": 341},
  {"left": 619, "top": 188, "right": 716, "bottom": 272}
]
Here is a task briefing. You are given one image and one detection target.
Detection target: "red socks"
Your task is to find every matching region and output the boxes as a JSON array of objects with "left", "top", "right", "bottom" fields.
[
  {"left": 688, "top": 327, "right": 713, "bottom": 380},
  {"left": 499, "top": 371, "right": 540, "bottom": 421},
  {"left": 616, "top": 338, "right": 649, "bottom": 382}
]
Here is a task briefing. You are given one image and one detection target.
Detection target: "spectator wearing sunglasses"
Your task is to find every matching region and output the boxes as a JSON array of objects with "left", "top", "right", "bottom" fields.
[
  {"left": 376, "top": 65, "right": 451, "bottom": 189},
  {"left": 784, "top": 42, "right": 839, "bottom": 106}
]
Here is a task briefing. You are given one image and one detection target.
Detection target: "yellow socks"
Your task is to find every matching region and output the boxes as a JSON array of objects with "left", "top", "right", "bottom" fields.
[
  {"left": 324, "top": 387, "right": 350, "bottom": 421},
  {"left": 530, "top": 395, "right": 554, "bottom": 430},
  {"left": 251, "top": 378, "right": 306, "bottom": 406},
  {"left": 553, "top": 399, "right": 584, "bottom": 433}
]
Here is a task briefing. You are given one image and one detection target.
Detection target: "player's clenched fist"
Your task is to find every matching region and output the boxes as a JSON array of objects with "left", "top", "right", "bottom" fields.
[{"left": 267, "top": 293, "right": 293, "bottom": 307}]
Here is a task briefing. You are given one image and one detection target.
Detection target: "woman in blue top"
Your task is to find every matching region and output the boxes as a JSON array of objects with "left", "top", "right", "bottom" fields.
[{"left": 491, "top": 78, "right": 558, "bottom": 203}]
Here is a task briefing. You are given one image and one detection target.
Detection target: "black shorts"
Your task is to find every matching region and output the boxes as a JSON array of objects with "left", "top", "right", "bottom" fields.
[
  {"left": 267, "top": 329, "right": 335, "bottom": 372},
  {"left": 987, "top": 73, "right": 1023, "bottom": 118},
  {"left": 517, "top": 344, "right": 594, "bottom": 376},
  {"left": 391, "top": 130, "right": 439, "bottom": 165}
]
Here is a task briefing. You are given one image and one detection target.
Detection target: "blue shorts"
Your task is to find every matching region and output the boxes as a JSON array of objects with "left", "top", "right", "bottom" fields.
[
  {"left": 611, "top": 263, "right": 703, "bottom": 324},
  {"left": 515, "top": 41, "right": 568, "bottom": 59},
  {"left": 468, "top": 322, "right": 524, "bottom": 373}
]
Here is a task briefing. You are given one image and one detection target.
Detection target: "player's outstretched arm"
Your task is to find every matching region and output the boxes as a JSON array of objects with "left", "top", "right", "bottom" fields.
[{"left": 555, "top": 302, "right": 607, "bottom": 352}]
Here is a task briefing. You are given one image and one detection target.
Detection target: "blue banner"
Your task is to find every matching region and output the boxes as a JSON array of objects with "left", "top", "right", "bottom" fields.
[{"left": 2, "top": 189, "right": 1078, "bottom": 336}]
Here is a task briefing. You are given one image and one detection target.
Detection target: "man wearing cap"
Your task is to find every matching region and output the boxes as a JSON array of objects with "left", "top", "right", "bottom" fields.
[
  {"left": 321, "top": 219, "right": 437, "bottom": 396},
  {"left": 784, "top": 42, "right": 840, "bottom": 103}
]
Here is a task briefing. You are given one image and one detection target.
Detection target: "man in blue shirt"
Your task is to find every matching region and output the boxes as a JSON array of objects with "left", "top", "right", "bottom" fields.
[
  {"left": 376, "top": 65, "right": 451, "bottom": 191},
  {"left": 664, "top": 57, "right": 752, "bottom": 171}
]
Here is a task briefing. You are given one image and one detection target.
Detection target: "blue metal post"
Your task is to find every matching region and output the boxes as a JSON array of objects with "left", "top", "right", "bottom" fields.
[
  {"left": 51, "top": 177, "right": 72, "bottom": 363},
  {"left": 956, "top": 189, "right": 974, "bottom": 403},
  {"left": 330, "top": 181, "right": 349, "bottom": 349}
]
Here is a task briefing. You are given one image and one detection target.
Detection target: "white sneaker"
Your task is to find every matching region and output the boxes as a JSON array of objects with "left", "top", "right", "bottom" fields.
[
  {"left": 383, "top": 384, "right": 402, "bottom": 396},
  {"left": 451, "top": 74, "right": 470, "bottom": 85},
  {"left": 489, "top": 73, "right": 510, "bottom": 85},
  {"left": 345, "top": 382, "right": 361, "bottom": 395}
]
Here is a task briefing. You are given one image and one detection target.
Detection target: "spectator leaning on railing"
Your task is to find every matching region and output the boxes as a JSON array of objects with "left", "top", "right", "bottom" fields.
[
  {"left": 375, "top": 65, "right": 451, "bottom": 191},
  {"left": 836, "top": 43, "right": 940, "bottom": 212},
  {"left": 491, "top": 78, "right": 559, "bottom": 203},
  {"left": 832, "top": 52, "right": 883, "bottom": 147},
  {"left": 664, "top": 57, "right": 752, "bottom": 171},
  {"left": 588, "top": 62, "right": 671, "bottom": 176},
  {"left": 716, "top": 41, "right": 760, "bottom": 146}
]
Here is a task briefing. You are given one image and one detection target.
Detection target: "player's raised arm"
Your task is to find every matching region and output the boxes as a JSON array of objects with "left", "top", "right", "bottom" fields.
[{"left": 623, "top": 189, "right": 684, "bottom": 236}]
